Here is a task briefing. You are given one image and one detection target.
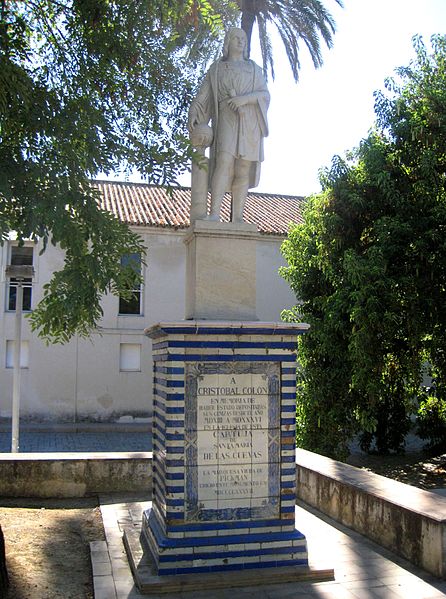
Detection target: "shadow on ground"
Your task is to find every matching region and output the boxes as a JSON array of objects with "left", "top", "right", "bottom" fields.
[
  {"left": 0, "top": 497, "right": 105, "bottom": 599},
  {"left": 347, "top": 450, "right": 446, "bottom": 490}
]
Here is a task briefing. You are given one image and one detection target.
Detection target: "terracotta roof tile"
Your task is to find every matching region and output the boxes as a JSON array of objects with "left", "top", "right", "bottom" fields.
[{"left": 94, "top": 180, "right": 304, "bottom": 235}]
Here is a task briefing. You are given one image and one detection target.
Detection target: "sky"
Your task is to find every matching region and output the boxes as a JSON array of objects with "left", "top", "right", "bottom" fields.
[
  {"left": 114, "top": 0, "right": 446, "bottom": 197},
  {"left": 251, "top": 0, "right": 446, "bottom": 196}
]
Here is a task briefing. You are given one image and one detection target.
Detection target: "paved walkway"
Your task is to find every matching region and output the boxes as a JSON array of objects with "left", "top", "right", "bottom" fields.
[
  {"left": 93, "top": 495, "right": 446, "bottom": 599},
  {"left": 0, "top": 426, "right": 423, "bottom": 456},
  {"left": 0, "top": 429, "right": 152, "bottom": 453}
]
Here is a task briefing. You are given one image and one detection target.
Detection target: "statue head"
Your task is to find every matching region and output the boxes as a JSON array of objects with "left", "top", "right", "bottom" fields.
[{"left": 222, "top": 27, "right": 248, "bottom": 61}]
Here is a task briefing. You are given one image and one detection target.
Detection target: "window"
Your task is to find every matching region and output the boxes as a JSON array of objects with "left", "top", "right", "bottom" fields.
[
  {"left": 6, "top": 340, "right": 30, "bottom": 368},
  {"left": 119, "top": 253, "right": 142, "bottom": 315},
  {"left": 119, "top": 343, "right": 141, "bottom": 371},
  {"left": 7, "top": 245, "right": 33, "bottom": 311}
]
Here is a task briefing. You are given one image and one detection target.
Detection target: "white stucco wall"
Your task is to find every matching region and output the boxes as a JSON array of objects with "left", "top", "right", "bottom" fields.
[
  {"left": 0, "top": 228, "right": 297, "bottom": 422},
  {"left": 256, "top": 236, "right": 296, "bottom": 321}
]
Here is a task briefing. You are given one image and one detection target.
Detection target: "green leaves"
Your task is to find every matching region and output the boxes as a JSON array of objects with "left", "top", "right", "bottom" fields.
[
  {"left": 282, "top": 35, "right": 446, "bottom": 458},
  {"left": 0, "top": 0, "right": 236, "bottom": 342},
  {"left": 25, "top": 184, "right": 146, "bottom": 343}
]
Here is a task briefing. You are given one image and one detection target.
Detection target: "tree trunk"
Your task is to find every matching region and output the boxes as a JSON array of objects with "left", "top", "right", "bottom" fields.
[
  {"left": 0, "top": 524, "right": 9, "bottom": 596},
  {"left": 240, "top": 0, "right": 256, "bottom": 57}
]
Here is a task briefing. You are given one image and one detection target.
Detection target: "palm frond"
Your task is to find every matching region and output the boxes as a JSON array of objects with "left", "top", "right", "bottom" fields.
[
  {"left": 241, "top": 0, "right": 343, "bottom": 82},
  {"left": 257, "top": 12, "right": 274, "bottom": 80}
]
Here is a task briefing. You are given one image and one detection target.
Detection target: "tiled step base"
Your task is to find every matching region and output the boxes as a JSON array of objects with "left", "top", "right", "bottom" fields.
[
  {"left": 143, "top": 508, "right": 307, "bottom": 574},
  {"left": 123, "top": 525, "right": 334, "bottom": 594}
]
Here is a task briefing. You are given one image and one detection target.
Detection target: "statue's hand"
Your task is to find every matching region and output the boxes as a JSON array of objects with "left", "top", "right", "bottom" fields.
[{"left": 227, "top": 95, "right": 250, "bottom": 111}]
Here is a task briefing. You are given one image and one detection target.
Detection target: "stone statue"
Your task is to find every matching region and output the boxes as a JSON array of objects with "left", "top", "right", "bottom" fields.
[{"left": 188, "top": 27, "right": 270, "bottom": 223}]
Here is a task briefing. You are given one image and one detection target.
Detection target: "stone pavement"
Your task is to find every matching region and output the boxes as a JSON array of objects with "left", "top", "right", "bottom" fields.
[
  {"left": 0, "top": 425, "right": 423, "bottom": 456},
  {"left": 0, "top": 427, "right": 152, "bottom": 453},
  {"left": 92, "top": 494, "right": 446, "bottom": 599}
]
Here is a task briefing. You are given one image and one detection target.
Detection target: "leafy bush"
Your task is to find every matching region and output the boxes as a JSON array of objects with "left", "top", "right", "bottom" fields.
[
  {"left": 281, "top": 35, "right": 446, "bottom": 457},
  {"left": 417, "top": 391, "right": 446, "bottom": 450}
]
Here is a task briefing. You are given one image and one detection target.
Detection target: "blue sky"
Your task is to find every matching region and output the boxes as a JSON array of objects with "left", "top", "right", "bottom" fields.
[{"left": 254, "top": 0, "right": 446, "bottom": 196}]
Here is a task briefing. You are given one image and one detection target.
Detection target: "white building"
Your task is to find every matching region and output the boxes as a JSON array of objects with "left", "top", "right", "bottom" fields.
[{"left": 0, "top": 181, "right": 304, "bottom": 424}]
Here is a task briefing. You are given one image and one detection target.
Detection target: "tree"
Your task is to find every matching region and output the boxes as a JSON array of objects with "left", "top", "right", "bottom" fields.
[
  {"left": 0, "top": 524, "right": 8, "bottom": 596},
  {"left": 0, "top": 0, "right": 233, "bottom": 342},
  {"left": 281, "top": 35, "right": 446, "bottom": 459},
  {"left": 237, "top": 0, "right": 343, "bottom": 81}
]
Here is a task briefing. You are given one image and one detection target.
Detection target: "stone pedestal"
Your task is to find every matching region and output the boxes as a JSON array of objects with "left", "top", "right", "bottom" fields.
[
  {"left": 124, "top": 219, "right": 332, "bottom": 588},
  {"left": 142, "top": 321, "right": 310, "bottom": 575},
  {"left": 185, "top": 221, "right": 258, "bottom": 321}
]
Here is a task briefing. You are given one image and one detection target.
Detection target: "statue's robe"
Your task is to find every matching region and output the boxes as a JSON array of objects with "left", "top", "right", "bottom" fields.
[{"left": 190, "top": 58, "right": 270, "bottom": 191}]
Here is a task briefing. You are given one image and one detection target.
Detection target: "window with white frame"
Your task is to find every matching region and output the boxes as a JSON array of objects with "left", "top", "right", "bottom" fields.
[
  {"left": 7, "top": 245, "right": 34, "bottom": 311},
  {"left": 5, "top": 340, "right": 30, "bottom": 368},
  {"left": 119, "top": 343, "right": 141, "bottom": 371},
  {"left": 118, "top": 253, "right": 142, "bottom": 315}
]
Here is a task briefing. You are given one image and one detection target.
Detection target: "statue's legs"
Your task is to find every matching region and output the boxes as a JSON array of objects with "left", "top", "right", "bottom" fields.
[
  {"left": 209, "top": 152, "right": 235, "bottom": 220},
  {"left": 190, "top": 147, "right": 209, "bottom": 223},
  {"left": 231, "top": 159, "right": 251, "bottom": 223}
]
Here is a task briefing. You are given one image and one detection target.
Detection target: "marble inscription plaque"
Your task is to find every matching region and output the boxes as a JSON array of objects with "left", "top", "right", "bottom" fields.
[{"left": 185, "top": 362, "right": 280, "bottom": 522}]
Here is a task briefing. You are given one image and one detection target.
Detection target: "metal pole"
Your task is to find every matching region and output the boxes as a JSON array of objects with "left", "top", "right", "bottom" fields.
[{"left": 11, "top": 281, "right": 23, "bottom": 453}]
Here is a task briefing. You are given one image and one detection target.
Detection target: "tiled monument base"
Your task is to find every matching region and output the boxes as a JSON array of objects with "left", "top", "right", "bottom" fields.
[
  {"left": 142, "top": 321, "right": 312, "bottom": 576},
  {"left": 124, "top": 512, "right": 334, "bottom": 593},
  {"left": 143, "top": 508, "right": 307, "bottom": 575}
]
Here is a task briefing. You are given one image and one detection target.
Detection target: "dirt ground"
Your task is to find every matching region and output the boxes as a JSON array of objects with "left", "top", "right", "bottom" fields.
[{"left": 0, "top": 498, "right": 105, "bottom": 599}]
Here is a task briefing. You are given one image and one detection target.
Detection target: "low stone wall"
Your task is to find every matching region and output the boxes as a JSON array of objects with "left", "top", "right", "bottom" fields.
[
  {"left": 0, "top": 452, "right": 152, "bottom": 498},
  {"left": 295, "top": 448, "right": 446, "bottom": 578},
  {"left": 2, "top": 449, "right": 446, "bottom": 579}
]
